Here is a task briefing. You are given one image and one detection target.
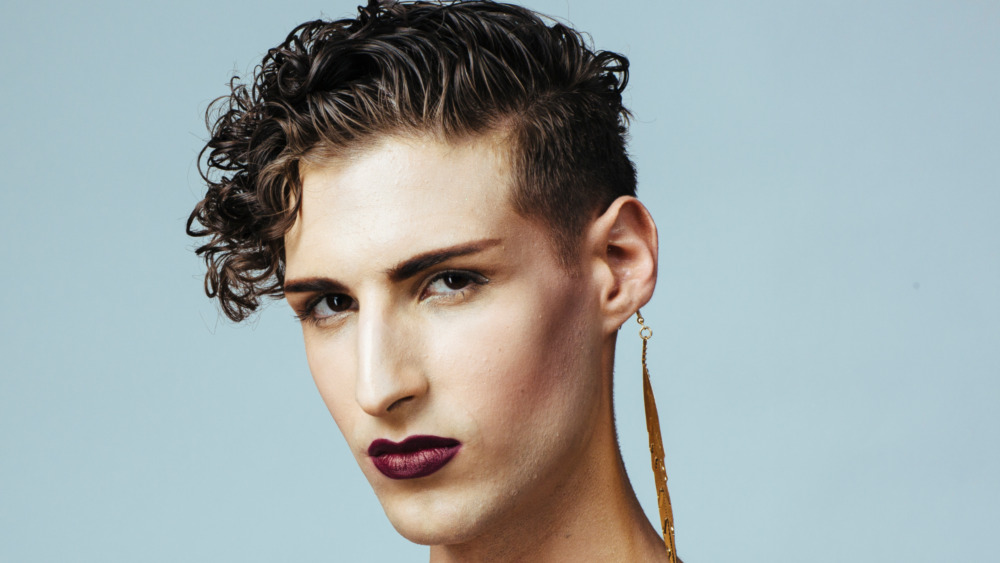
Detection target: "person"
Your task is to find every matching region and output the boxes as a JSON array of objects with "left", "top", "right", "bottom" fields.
[{"left": 188, "top": 1, "right": 679, "bottom": 560}]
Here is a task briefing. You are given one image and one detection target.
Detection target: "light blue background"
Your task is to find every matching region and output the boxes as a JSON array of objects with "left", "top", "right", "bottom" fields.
[{"left": 2, "top": 1, "right": 997, "bottom": 561}]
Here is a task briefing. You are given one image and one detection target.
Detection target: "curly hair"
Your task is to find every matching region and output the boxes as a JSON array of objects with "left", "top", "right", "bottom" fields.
[{"left": 188, "top": 0, "right": 637, "bottom": 321}]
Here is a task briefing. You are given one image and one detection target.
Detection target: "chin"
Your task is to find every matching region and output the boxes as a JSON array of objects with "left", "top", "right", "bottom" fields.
[
  {"left": 389, "top": 520, "right": 461, "bottom": 547},
  {"left": 378, "top": 491, "right": 499, "bottom": 547}
]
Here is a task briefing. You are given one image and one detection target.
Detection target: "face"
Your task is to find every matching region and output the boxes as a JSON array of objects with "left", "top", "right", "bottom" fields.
[{"left": 283, "top": 134, "right": 608, "bottom": 545}]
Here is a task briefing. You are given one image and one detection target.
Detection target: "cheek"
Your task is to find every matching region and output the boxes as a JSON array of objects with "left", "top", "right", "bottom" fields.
[
  {"left": 427, "top": 283, "right": 595, "bottom": 437},
  {"left": 303, "top": 333, "right": 358, "bottom": 435}
]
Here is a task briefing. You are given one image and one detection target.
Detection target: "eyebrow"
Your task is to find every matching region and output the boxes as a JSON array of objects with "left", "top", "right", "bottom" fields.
[
  {"left": 387, "top": 238, "right": 501, "bottom": 282},
  {"left": 282, "top": 238, "right": 501, "bottom": 294},
  {"left": 282, "top": 278, "right": 348, "bottom": 295}
]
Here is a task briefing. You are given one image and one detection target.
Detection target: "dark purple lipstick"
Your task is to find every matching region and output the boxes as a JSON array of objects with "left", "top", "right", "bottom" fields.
[{"left": 368, "top": 435, "right": 461, "bottom": 480}]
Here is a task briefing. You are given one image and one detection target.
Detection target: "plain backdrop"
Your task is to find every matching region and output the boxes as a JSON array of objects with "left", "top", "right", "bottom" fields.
[{"left": 1, "top": 1, "right": 997, "bottom": 561}]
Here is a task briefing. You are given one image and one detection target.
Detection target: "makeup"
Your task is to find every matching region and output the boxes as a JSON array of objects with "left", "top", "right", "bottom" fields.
[{"left": 368, "top": 435, "right": 461, "bottom": 480}]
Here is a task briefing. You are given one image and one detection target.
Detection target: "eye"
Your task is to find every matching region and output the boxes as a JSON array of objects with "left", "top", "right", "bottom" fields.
[
  {"left": 311, "top": 293, "right": 355, "bottom": 319},
  {"left": 422, "top": 270, "right": 488, "bottom": 300},
  {"left": 441, "top": 273, "right": 473, "bottom": 291}
]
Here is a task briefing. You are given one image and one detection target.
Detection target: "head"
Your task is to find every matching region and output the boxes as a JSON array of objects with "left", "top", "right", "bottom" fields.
[
  {"left": 189, "top": 0, "right": 657, "bottom": 549},
  {"left": 188, "top": 0, "right": 637, "bottom": 322}
]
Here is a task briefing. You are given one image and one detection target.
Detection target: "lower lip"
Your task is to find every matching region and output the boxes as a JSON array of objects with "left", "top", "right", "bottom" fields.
[{"left": 370, "top": 443, "right": 461, "bottom": 480}]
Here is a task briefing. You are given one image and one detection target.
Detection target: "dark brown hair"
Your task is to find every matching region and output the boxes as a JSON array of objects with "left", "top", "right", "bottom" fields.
[{"left": 188, "top": 0, "right": 637, "bottom": 321}]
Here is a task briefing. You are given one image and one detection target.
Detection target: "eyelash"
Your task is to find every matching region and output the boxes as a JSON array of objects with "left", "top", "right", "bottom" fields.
[
  {"left": 294, "top": 293, "right": 354, "bottom": 324},
  {"left": 422, "top": 270, "right": 489, "bottom": 300},
  {"left": 294, "top": 269, "right": 489, "bottom": 326}
]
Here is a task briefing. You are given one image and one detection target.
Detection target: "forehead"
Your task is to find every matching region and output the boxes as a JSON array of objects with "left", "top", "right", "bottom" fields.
[{"left": 284, "top": 134, "right": 532, "bottom": 279}]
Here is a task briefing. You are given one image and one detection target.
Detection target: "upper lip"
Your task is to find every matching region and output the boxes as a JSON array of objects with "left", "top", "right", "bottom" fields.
[{"left": 368, "top": 435, "right": 461, "bottom": 457}]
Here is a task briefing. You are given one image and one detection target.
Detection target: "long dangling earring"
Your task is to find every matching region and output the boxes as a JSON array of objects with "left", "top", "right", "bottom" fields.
[{"left": 637, "top": 310, "right": 678, "bottom": 562}]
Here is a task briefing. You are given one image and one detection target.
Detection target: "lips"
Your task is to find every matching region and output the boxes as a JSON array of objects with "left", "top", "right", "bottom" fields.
[{"left": 368, "top": 435, "right": 461, "bottom": 480}]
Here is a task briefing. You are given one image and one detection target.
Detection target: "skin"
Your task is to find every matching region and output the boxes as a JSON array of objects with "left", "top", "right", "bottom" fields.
[{"left": 283, "top": 132, "right": 667, "bottom": 562}]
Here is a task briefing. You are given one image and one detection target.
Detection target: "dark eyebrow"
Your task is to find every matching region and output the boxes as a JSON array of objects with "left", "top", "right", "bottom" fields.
[
  {"left": 387, "top": 238, "right": 501, "bottom": 282},
  {"left": 282, "top": 278, "right": 348, "bottom": 295}
]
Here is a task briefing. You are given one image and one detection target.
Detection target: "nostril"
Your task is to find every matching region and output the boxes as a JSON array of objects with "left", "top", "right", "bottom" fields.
[{"left": 386, "top": 396, "right": 415, "bottom": 412}]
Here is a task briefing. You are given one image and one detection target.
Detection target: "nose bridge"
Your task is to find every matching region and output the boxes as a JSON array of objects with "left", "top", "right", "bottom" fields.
[{"left": 355, "top": 300, "right": 426, "bottom": 416}]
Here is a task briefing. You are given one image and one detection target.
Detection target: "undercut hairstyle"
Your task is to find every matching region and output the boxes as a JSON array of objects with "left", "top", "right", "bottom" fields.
[{"left": 188, "top": 0, "right": 638, "bottom": 321}]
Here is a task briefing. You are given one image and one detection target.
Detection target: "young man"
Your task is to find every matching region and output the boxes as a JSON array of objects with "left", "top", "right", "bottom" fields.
[{"left": 189, "top": 1, "right": 675, "bottom": 560}]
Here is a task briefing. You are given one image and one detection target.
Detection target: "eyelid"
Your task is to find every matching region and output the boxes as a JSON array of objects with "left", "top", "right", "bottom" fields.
[
  {"left": 294, "top": 292, "right": 355, "bottom": 325},
  {"left": 292, "top": 294, "right": 324, "bottom": 323},
  {"left": 290, "top": 295, "right": 316, "bottom": 321},
  {"left": 420, "top": 269, "right": 489, "bottom": 299}
]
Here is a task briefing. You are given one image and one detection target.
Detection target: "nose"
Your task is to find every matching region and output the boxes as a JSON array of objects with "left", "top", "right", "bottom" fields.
[{"left": 355, "top": 305, "right": 428, "bottom": 416}]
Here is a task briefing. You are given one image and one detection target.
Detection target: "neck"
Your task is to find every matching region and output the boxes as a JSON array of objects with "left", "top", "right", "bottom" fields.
[{"left": 429, "top": 341, "right": 670, "bottom": 563}]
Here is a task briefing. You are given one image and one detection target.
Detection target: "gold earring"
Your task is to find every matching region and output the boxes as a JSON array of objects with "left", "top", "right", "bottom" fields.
[{"left": 637, "top": 310, "right": 678, "bottom": 563}]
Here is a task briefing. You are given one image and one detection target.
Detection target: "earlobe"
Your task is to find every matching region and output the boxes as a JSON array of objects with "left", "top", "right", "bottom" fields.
[{"left": 587, "top": 196, "right": 658, "bottom": 334}]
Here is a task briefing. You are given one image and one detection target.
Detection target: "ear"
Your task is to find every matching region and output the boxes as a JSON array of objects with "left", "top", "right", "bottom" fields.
[{"left": 585, "top": 196, "right": 658, "bottom": 335}]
